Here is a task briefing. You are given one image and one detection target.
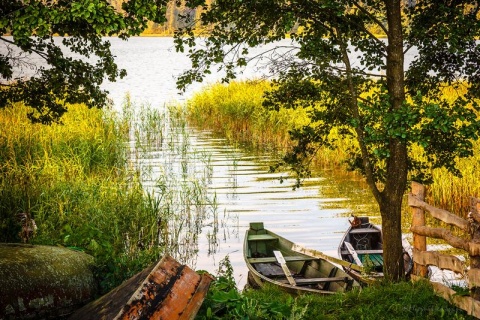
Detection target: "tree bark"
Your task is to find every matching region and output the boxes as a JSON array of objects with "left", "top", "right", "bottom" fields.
[{"left": 382, "top": 0, "right": 408, "bottom": 281}]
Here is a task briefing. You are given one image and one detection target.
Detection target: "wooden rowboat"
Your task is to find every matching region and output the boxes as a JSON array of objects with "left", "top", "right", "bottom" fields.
[
  {"left": 338, "top": 216, "right": 413, "bottom": 284},
  {"left": 244, "top": 222, "right": 361, "bottom": 295},
  {"left": 68, "top": 255, "right": 213, "bottom": 320}
]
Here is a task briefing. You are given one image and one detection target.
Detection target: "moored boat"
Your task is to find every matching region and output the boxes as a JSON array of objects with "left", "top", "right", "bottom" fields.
[
  {"left": 338, "top": 216, "right": 413, "bottom": 284},
  {"left": 244, "top": 222, "right": 361, "bottom": 295}
]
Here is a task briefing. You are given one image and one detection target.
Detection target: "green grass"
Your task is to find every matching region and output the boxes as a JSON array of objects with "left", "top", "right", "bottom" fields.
[
  {"left": 0, "top": 102, "right": 165, "bottom": 293},
  {"left": 196, "top": 257, "right": 474, "bottom": 320}
]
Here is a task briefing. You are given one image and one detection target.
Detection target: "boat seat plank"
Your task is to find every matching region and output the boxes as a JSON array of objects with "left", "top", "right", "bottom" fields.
[
  {"left": 294, "top": 277, "right": 349, "bottom": 285},
  {"left": 360, "top": 253, "right": 383, "bottom": 267},
  {"left": 248, "top": 256, "right": 316, "bottom": 264},
  {"left": 248, "top": 234, "right": 278, "bottom": 241},
  {"left": 349, "top": 228, "right": 381, "bottom": 234},
  {"left": 341, "top": 249, "right": 383, "bottom": 255},
  {"left": 371, "top": 254, "right": 383, "bottom": 267}
]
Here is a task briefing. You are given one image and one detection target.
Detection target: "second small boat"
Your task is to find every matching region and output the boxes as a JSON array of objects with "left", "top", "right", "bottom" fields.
[
  {"left": 244, "top": 222, "right": 361, "bottom": 295},
  {"left": 338, "top": 216, "right": 413, "bottom": 284}
]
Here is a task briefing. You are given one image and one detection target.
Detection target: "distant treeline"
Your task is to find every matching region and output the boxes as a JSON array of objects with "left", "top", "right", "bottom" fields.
[{"left": 109, "top": 0, "right": 213, "bottom": 35}]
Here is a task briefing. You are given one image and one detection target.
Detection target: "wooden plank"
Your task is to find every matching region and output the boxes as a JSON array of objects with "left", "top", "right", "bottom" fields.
[
  {"left": 69, "top": 255, "right": 213, "bottom": 320},
  {"left": 294, "top": 277, "right": 348, "bottom": 285},
  {"left": 292, "top": 245, "right": 364, "bottom": 272},
  {"left": 247, "top": 234, "right": 278, "bottom": 241},
  {"left": 467, "top": 269, "right": 480, "bottom": 288},
  {"left": 349, "top": 228, "right": 381, "bottom": 234},
  {"left": 248, "top": 256, "right": 316, "bottom": 264},
  {"left": 249, "top": 222, "right": 265, "bottom": 231},
  {"left": 410, "top": 226, "right": 469, "bottom": 252},
  {"left": 273, "top": 251, "right": 296, "bottom": 286},
  {"left": 410, "top": 182, "right": 428, "bottom": 277},
  {"left": 116, "top": 256, "right": 213, "bottom": 320},
  {"left": 408, "top": 193, "right": 468, "bottom": 230},
  {"left": 365, "top": 254, "right": 383, "bottom": 267},
  {"left": 342, "top": 249, "right": 383, "bottom": 255},
  {"left": 412, "top": 248, "right": 465, "bottom": 274},
  {"left": 344, "top": 242, "right": 363, "bottom": 266}
]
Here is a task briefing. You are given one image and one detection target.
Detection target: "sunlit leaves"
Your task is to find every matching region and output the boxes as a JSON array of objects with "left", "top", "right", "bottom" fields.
[{"left": 1, "top": 0, "right": 167, "bottom": 123}]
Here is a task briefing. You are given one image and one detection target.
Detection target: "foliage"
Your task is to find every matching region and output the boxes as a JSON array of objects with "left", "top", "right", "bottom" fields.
[
  {"left": 0, "top": 0, "right": 167, "bottom": 124},
  {"left": 197, "top": 256, "right": 300, "bottom": 320},
  {"left": 198, "top": 260, "right": 473, "bottom": 320},
  {"left": 175, "top": 0, "right": 480, "bottom": 280}
]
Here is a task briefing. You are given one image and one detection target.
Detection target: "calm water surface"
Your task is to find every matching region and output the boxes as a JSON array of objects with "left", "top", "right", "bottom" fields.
[{"left": 100, "top": 37, "right": 385, "bottom": 287}]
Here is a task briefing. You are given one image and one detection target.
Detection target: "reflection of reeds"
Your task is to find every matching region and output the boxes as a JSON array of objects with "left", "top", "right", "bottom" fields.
[
  {"left": 187, "top": 80, "right": 308, "bottom": 154},
  {"left": 128, "top": 101, "right": 228, "bottom": 266},
  {"left": 187, "top": 81, "right": 480, "bottom": 219}
]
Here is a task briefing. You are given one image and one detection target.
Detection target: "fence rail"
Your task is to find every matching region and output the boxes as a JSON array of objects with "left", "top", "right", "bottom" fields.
[{"left": 409, "top": 181, "right": 480, "bottom": 317}]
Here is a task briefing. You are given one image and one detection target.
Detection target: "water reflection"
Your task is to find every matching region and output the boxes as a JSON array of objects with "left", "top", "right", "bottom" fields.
[
  {"left": 100, "top": 38, "right": 380, "bottom": 286},
  {"left": 129, "top": 103, "right": 381, "bottom": 287}
]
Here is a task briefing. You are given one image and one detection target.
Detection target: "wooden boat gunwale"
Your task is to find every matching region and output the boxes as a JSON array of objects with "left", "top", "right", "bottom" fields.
[{"left": 68, "top": 255, "right": 213, "bottom": 320}]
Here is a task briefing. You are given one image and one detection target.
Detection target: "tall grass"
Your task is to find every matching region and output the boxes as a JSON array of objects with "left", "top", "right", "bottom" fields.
[
  {"left": 0, "top": 102, "right": 163, "bottom": 292},
  {"left": 186, "top": 81, "right": 480, "bottom": 216},
  {"left": 187, "top": 80, "right": 311, "bottom": 154},
  {"left": 196, "top": 256, "right": 474, "bottom": 319},
  {"left": 0, "top": 100, "right": 217, "bottom": 294}
]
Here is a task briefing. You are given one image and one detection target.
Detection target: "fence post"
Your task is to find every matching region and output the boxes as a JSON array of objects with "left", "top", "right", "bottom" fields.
[
  {"left": 471, "top": 199, "right": 480, "bottom": 300},
  {"left": 411, "top": 181, "right": 428, "bottom": 277}
]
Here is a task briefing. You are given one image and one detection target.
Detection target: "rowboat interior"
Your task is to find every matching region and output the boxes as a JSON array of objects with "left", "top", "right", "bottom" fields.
[
  {"left": 245, "top": 222, "right": 358, "bottom": 294},
  {"left": 340, "top": 222, "right": 384, "bottom": 272}
]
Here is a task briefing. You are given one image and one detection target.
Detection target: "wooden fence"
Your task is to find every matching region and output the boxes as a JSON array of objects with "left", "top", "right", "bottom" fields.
[{"left": 409, "top": 181, "right": 480, "bottom": 317}]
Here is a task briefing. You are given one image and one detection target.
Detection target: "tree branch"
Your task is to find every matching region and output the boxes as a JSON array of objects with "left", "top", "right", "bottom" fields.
[
  {"left": 336, "top": 27, "right": 381, "bottom": 202},
  {"left": 352, "top": 0, "right": 389, "bottom": 38}
]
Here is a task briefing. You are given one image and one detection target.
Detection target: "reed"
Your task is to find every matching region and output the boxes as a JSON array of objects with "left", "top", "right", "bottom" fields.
[{"left": 186, "top": 80, "right": 311, "bottom": 154}]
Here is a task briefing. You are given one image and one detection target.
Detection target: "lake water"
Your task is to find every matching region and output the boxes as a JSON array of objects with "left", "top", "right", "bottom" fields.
[
  {"left": 99, "top": 37, "right": 384, "bottom": 287},
  {"left": 1, "top": 36, "right": 382, "bottom": 287}
]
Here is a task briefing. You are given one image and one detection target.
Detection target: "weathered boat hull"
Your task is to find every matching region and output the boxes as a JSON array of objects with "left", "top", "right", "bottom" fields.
[
  {"left": 68, "top": 255, "right": 213, "bottom": 320},
  {"left": 338, "top": 217, "right": 413, "bottom": 284},
  {"left": 244, "top": 222, "right": 361, "bottom": 295}
]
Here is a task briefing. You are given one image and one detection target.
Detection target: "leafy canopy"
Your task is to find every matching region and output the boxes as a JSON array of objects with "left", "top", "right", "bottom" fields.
[
  {"left": 0, "top": 0, "right": 167, "bottom": 123},
  {"left": 175, "top": 0, "right": 480, "bottom": 187}
]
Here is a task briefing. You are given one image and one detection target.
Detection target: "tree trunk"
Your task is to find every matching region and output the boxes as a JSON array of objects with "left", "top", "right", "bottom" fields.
[
  {"left": 382, "top": 0, "right": 408, "bottom": 281},
  {"left": 380, "top": 194, "right": 406, "bottom": 281}
]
